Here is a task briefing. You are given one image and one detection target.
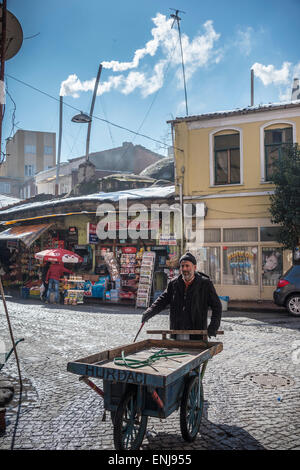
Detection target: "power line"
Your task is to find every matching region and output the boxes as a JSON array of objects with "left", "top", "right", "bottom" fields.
[
  {"left": 4, "top": 73, "right": 184, "bottom": 153},
  {"left": 118, "top": 34, "right": 180, "bottom": 162}
]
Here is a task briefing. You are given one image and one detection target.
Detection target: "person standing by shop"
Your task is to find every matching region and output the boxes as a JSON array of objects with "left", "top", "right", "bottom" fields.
[
  {"left": 45, "top": 261, "right": 73, "bottom": 304},
  {"left": 141, "top": 252, "right": 222, "bottom": 339},
  {"left": 41, "top": 261, "right": 51, "bottom": 302}
]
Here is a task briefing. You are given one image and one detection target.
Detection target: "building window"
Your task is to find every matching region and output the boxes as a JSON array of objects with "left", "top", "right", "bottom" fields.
[
  {"left": 192, "top": 247, "right": 221, "bottom": 284},
  {"left": 44, "top": 145, "right": 53, "bottom": 155},
  {"left": 25, "top": 165, "right": 35, "bottom": 176},
  {"left": 24, "top": 144, "right": 36, "bottom": 154},
  {"left": 0, "top": 182, "right": 11, "bottom": 193},
  {"left": 204, "top": 228, "right": 221, "bottom": 243},
  {"left": 264, "top": 127, "right": 292, "bottom": 181},
  {"left": 223, "top": 246, "right": 258, "bottom": 285},
  {"left": 223, "top": 228, "right": 258, "bottom": 242},
  {"left": 214, "top": 133, "right": 240, "bottom": 185},
  {"left": 262, "top": 248, "right": 283, "bottom": 286},
  {"left": 260, "top": 226, "right": 281, "bottom": 242}
]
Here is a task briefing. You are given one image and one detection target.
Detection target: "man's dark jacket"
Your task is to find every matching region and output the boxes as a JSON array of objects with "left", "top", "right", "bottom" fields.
[{"left": 143, "top": 272, "right": 222, "bottom": 338}]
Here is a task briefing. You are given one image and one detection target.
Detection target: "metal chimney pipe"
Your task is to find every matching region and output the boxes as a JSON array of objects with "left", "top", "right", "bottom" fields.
[
  {"left": 55, "top": 95, "right": 63, "bottom": 196},
  {"left": 251, "top": 69, "right": 254, "bottom": 107}
]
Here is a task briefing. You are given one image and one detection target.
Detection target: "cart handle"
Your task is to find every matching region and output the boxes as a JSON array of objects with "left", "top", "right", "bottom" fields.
[{"left": 146, "top": 330, "right": 223, "bottom": 335}]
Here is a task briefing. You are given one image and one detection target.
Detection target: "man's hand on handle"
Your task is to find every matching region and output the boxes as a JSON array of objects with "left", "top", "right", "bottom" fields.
[{"left": 142, "top": 310, "right": 152, "bottom": 324}]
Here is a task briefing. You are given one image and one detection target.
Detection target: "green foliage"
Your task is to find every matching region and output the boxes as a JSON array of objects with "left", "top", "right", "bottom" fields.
[{"left": 269, "top": 144, "right": 300, "bottom": 250}]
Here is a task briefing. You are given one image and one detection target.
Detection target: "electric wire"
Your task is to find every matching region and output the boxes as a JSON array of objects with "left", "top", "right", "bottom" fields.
[
  {"left": 117, "top": 35, "right": 180, "bottom": 163},
  {"left": 4, "top": 73, "right": 183, "bottom": 153}
]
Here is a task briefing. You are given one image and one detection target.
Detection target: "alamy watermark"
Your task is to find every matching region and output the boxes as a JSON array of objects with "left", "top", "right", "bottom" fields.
[{"left": 95, "top": 198, "right": 205, "bottom": 246}]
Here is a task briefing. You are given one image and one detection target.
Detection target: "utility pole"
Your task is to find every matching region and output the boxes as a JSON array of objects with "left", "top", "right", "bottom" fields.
[
  {"left": 86, "top": 63, "right": 102, "bottom": 161},
  {"left": 0, "top": 0, "right": 7, "bottom": 164},
  {"left": 170, "top": 8, "right": 188, "bottom": 116}
]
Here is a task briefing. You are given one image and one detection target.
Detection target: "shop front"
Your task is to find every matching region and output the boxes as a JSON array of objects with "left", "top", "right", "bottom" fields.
[
  {"left": 186, "top": 221, "right": 290, "bottom": 301},
  {"left": 80, "top": 217, "right": 181, "bottom": 307},
  {"left": 0, "top": 223, "right": 54, "bottom": 298}
]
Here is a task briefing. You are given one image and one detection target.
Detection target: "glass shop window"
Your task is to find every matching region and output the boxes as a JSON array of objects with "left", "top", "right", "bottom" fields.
[
  {"left": 223, "top": 228, "right": 258, "bottom": 242},
  {"left": 223, "top": 246, "right": 258, "bottom": 285},
  {"left": 262, "top": 248, "right": 283, "bottom": 286},
  {"left": 260, "top": 227, "right": 280, "bottom": 242},
  {"left": 194, "top": 247, "right": 221, "bottom": 284}
]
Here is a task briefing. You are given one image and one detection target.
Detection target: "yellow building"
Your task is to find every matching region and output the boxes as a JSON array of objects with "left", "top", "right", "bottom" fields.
[{"left": 169, "top": 101, "right": 300, "bottom": 300}]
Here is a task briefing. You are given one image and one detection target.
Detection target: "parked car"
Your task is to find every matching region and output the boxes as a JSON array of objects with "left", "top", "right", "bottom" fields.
[{"left": 273, "top": 265, "right": 300, "bottom": 316}]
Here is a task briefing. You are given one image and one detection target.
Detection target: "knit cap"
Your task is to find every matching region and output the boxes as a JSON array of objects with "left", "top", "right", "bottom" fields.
[{"left": 179, "top": 252, "right": 197, "bottom": 265}]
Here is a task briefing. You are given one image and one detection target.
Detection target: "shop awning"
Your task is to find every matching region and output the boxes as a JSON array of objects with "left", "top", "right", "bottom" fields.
[{"left": 0, "top": 223, "right": 52, "bottom": 247}]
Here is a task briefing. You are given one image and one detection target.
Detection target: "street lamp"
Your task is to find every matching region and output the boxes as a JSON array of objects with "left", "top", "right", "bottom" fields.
[
  {"left": 71, "top": 63, "right": 102, "bottom": 161},
  {"left": 71, "top": 112, "right": 91, "bottom": 124}
]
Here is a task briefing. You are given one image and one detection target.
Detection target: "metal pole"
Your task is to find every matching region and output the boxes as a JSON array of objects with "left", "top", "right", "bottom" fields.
[
  {"left": 251, "top": 69, "right": 254, "bottom": 107},
  {"left": 55, "top": 95, "right": 63, "bottom": 196},
  {"left": 179, "top": 182, "right": 184, "bottom": 256},
  {"left": 86, "top": 64, "right": 102, "bottom": 161},
  {"left": 176, "top": 17, "right": 188, "bottom": 116},
  {"left": 0, "top": 0, "right": 7, "bottom": 164}
]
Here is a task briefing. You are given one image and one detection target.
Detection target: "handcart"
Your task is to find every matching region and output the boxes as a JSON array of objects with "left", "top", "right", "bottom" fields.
[{"left": 67, "top": 329, "right": 223, "bottom": 450}]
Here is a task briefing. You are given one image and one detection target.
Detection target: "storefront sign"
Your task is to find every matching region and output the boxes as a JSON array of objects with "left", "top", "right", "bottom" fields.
[
  {"left": 87, "top": 223, "right": 99, "bottom": 244},
  {"left": 7, "top": 240, "right": 18, "bottom": 248},
  {"left": 107, "top": 220, "right": 160, "bottom": 230},
  {"left": 122, "top": 247, "right": 137, "bottom": 254},
  {"left": 158, "top": 235, "right": 177, "bottom": 245}
]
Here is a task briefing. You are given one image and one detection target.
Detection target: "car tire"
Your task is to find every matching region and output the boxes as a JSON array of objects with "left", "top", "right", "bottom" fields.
[{"left": 286, "top": 295, "right": 300, "bottom": 316}]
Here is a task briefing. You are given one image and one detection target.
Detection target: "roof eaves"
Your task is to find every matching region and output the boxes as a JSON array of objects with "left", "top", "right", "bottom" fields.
[{"left": 167, "top": 100, "right": 300, "bottom": 124}]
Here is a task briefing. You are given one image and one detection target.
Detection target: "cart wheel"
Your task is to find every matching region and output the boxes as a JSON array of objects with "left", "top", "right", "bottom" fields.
[
  {"left": 113, "top": 388, "right": 148, "bottom": 450},
  {"left": 180, "top": 375, "right": 204, "bottom": 442}
]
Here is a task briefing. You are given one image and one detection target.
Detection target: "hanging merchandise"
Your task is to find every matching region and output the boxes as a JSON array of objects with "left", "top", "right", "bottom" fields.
[
  {"left": 119, "top": 251, "right": 139, "bottom": 302},
  {"left": 136, "top": 251, "right": 156, "bottom": 308},
  {"left": 104, "top": 252, "right": 120, "bottom": 281}
]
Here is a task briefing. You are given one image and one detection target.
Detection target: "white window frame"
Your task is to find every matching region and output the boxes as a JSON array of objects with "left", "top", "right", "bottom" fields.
[
  {"left": 24, "top": 144, "right": 36, "bottom": 154},
  {"left": 25, "top": 164, "right": 35, "bottom": 176},
  {"left": 44, "top": 145, "right": 53, "bottom": 155},
  {"left": 209, "top": 127, "right": 243, "bottom": 187},
  {"left": 260, "top": 120, "right": 296, "bottom": 183}
]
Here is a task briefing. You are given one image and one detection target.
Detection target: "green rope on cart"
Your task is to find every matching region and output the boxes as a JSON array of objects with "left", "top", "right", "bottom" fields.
[{"left": 114, "top": 348, "right": 188, "bottom": 369}]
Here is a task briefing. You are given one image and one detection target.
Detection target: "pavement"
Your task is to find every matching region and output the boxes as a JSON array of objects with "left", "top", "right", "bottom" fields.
[
  {"left": 228, "top": 299, "right": 285, "bottom": 313},
  {"left": 0, "top": 297, "right": 299, "bottom": 451}
]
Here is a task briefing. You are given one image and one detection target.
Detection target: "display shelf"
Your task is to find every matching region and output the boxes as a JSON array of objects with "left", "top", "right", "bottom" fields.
[{"left": 136, "top": 251, "right": 156, "bottom": 308}]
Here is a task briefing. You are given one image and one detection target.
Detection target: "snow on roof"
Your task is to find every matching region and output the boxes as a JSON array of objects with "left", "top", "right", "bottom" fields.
[
  {"left": 0, "top": 185, "right": 175, "bottom": 216},
  {"left": 0, "top": 194, "right": 21, "bottom": 209},
  {"left": 168, "top": 99, "right": 300, "bottom": 123}
]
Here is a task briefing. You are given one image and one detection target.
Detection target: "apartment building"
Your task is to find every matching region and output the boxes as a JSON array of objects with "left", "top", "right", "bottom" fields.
[
  {"left": 0, "top": 130, "right": 56, "bottom": 198},
  {"left": 169, "top": 100, "right": 300, "bottom": 300}
]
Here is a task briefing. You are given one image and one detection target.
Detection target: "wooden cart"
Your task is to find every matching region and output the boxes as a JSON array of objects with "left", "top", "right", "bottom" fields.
[{"left": 67, "top": 330, "right": 223, "bottom": 450}]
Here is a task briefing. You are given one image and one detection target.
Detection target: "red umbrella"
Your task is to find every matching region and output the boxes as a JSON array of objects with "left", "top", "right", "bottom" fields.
[{"left": 35, "top": 248, "right": 83, "bottom": 264}]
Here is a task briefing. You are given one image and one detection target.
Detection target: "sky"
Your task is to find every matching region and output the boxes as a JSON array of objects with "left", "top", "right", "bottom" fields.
[{"left": 2, "top": 0, "right": 300, "bottom": 163}]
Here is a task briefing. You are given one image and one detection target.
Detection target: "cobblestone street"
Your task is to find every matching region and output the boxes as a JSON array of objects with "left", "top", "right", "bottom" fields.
[{"left": 0, "top": 298, "right": 300, "bottom": 451}]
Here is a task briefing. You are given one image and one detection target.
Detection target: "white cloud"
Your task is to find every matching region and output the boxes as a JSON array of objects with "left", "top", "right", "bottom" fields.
[
  {"left": 252, "top": 61, "right": 291, "bottom": 86},
  {"left": 60, "top": 13, "right": 221, "bottom": 98},
  {"left": 102, "top": 13, "right": 173, "bottom": 72},
  {"left": 236, "top": 27, "right": 253, "bottom": 56},
  {"left": 60, "top": 74, "right": 96, "bottom": 97}
]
